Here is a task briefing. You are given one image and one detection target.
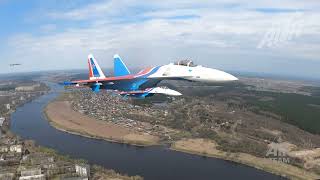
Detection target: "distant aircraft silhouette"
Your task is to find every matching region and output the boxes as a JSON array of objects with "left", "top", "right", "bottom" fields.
[{"left": 9, "top": 63, "right": 21, "bottom": 67}]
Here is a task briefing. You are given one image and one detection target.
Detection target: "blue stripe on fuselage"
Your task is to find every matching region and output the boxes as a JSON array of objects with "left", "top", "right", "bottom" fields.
[
  {"left": 104, "top": 79, "right": 148, "bottom": 91},
  {"left": 103, "top": 66, "right": 161, "bottom": 91},
  {"left": 138, "top": 66, "right": 161, "bottom": 78}
]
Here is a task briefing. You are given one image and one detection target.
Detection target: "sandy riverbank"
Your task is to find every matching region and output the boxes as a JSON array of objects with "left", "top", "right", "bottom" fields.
[
  {"left": 171, "top": 138, "right": 319, "bottom": 180},
  {"left": 44, "top": 100, "right": 159, "bottom": 146},
  {"left": 44, "top": 99, "right": 319, "bottom": 179}
]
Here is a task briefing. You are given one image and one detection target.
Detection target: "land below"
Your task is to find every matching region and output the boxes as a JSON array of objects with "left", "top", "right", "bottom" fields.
[
  {"left": 9, "top": 69, "right": 320, "bottom": 180},
  {"left": 44, "top": 76, "right": 320, "bottom": 179}
]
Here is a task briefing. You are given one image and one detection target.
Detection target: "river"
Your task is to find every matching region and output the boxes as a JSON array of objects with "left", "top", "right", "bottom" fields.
[{"left": 10, "top": 83, "right": 284, "bottom": 180}]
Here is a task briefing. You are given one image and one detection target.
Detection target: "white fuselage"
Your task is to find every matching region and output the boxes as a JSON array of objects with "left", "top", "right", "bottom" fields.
[{"left": 148, "top": 63, "right": 238, "bottom": 83}]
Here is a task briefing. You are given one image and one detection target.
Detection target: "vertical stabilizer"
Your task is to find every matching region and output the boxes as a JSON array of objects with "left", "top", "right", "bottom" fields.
[
  {"left": 114, "top": 54, "right": 131, "bottom": 76},
  {"left": 88, "top": 54, "right": 106, "bottom": 80}
]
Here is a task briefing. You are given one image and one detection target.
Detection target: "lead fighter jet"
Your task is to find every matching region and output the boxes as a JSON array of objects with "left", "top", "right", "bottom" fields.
[{"left": 64, "top": 54, "right": 238, "bottom": 98}]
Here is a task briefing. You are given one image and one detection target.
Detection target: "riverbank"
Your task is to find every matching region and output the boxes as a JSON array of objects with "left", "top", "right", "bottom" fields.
[
  {"left": 171, "top": 138, "right": 319, "bottom": 180},
  {"left": 44, "top": 100, "right": 159, "bottom": 146},
  {"left": 2, "top": 82, "right": 143, "bottom": 180},
  {"left": 26, "top": 140, "right": 143, "bottom": 180},
  {"left": 44, "top": 98, "right": 320, "bottom": 180},
  {"left": 1, "top": 132, "right": 143, "bottom": 180}
]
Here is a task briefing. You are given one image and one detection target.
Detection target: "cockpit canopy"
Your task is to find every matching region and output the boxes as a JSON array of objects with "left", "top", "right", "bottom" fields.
[{"left": 174, "top": 60, "right": 197, "bottom": 67}]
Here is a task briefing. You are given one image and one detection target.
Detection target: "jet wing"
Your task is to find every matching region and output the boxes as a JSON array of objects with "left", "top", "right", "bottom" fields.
[
  {"left": 119, "top": 87, "right": 182, "bottom": 98},
  {"left": 70, "top": 75, "right": 135, "bottom": 84}
]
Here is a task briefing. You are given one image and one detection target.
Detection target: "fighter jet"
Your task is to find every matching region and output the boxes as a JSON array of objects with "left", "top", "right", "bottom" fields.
[{"left": 64, "top": 54, "right": 238, "bottom": 98}]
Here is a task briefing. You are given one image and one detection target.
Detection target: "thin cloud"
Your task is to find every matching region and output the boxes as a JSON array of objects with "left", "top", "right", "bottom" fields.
[{"left": 1, "top": 0, "right": 320, "bottom": 78}]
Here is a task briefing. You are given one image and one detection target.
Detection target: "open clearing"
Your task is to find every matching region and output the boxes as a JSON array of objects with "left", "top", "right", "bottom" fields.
[{"left": 45, "top": 101, "right": 159, "bottom": 146}]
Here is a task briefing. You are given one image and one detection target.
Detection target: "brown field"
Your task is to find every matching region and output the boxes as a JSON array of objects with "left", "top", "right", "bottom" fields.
[
  {"left": 44, "top": 101, "right": 159, "bottom": 146},
  {"left": 171, "top": 138, "right": 320, "bottom": 180}
]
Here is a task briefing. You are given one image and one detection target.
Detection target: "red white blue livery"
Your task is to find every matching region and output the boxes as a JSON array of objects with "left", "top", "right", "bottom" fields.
[{"left": 64, "top": 54, "right": 238, "bottom": 98}]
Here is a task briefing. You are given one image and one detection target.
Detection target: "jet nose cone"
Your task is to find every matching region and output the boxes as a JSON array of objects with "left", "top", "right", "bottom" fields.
[
  {"left": 216, "top": 70, "right": 238, "bottom": 82},
  {"left": 171, "top": 90, "right": 182, "bottom": 96},
  {"left": 227, "top": 74, "right": 238, "bottom": 81},
  {"left": 191, "top": 66, "right": 238, "bottom": 83}
]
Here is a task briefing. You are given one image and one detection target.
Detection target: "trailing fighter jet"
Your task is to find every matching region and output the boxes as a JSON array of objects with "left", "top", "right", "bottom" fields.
[{"left": 64, "top": 54, "right": 238, "bottom": 98}]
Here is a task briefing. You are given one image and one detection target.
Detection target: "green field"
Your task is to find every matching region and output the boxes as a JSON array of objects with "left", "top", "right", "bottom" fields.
[
  {"left": 202, "top": 83, "right": 320, "bottom": 134},
  {"left": 244, "top": 91, "right": 320, "bottom": 134},
  {"left": 0, "top": 85, "right": 16, "bottom": 91}
]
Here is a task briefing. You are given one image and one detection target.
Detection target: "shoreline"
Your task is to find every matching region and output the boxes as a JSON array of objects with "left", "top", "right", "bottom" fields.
[
  {"left": 44, "top": 110, "right": 155, "bottom": 147},
  {"left": 43, "top": 101, "right": 159, "bottom": 147},
  {"left": 4, "top": 86, "right": 143, "bottom": 180},
  {"left": 44, "top": 98, "right": 319, "bottom": 180},
  {"left": 171, "top": 139, "right": 319, "bottom": 180}
]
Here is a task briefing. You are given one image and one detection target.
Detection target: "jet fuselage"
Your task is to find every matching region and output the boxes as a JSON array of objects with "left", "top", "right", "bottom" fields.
[{"left": 66, "top": 54, "right": 238, "bottom": 98}]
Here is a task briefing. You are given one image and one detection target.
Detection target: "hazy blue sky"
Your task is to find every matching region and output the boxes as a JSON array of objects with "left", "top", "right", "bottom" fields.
[{"left": 1, "top": 0, "right": 319, "bottom": 79}]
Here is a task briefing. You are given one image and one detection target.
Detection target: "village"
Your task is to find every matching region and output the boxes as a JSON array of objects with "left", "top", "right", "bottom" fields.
[
  {"left": 0, "top": 82, "right": 142, "bottom": 180},
  {"left": 0, "top": 132, "right": 92, "bottom": 180},
  {"left": 70, "top": 90, "right": 177, "bottom": 140},
  {"left": 0, "top": 82, "right": 92, "bottom": 180}
]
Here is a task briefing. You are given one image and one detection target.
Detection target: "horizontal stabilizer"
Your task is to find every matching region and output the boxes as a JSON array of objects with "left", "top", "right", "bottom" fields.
[
  {"left": 148, "top": 87, "right": 182, "bottom": 96},
  {"left": 119, "top": 87, "right": 182, "bottom": 98}
]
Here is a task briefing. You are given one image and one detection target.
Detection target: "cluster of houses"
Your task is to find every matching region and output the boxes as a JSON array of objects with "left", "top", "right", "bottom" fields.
[
  {"left": 0, "top": 83, "right": 93, "bottom": 180},
  {"left": 0, "top": 133, "right": 91, "bottom": 180},
  {"left": 71, "top": 90, "right": 175, "bottom": 139}
]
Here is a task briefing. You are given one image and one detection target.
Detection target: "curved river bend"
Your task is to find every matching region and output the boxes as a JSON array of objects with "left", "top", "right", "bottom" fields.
[{"left": 11, "top": 83, "right": 283, "bottom": 180}]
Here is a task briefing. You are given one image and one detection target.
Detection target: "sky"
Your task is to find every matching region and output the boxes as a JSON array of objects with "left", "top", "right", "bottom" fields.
[{"left": 0, "top": 0, "right": 320, "bottom": 79}]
